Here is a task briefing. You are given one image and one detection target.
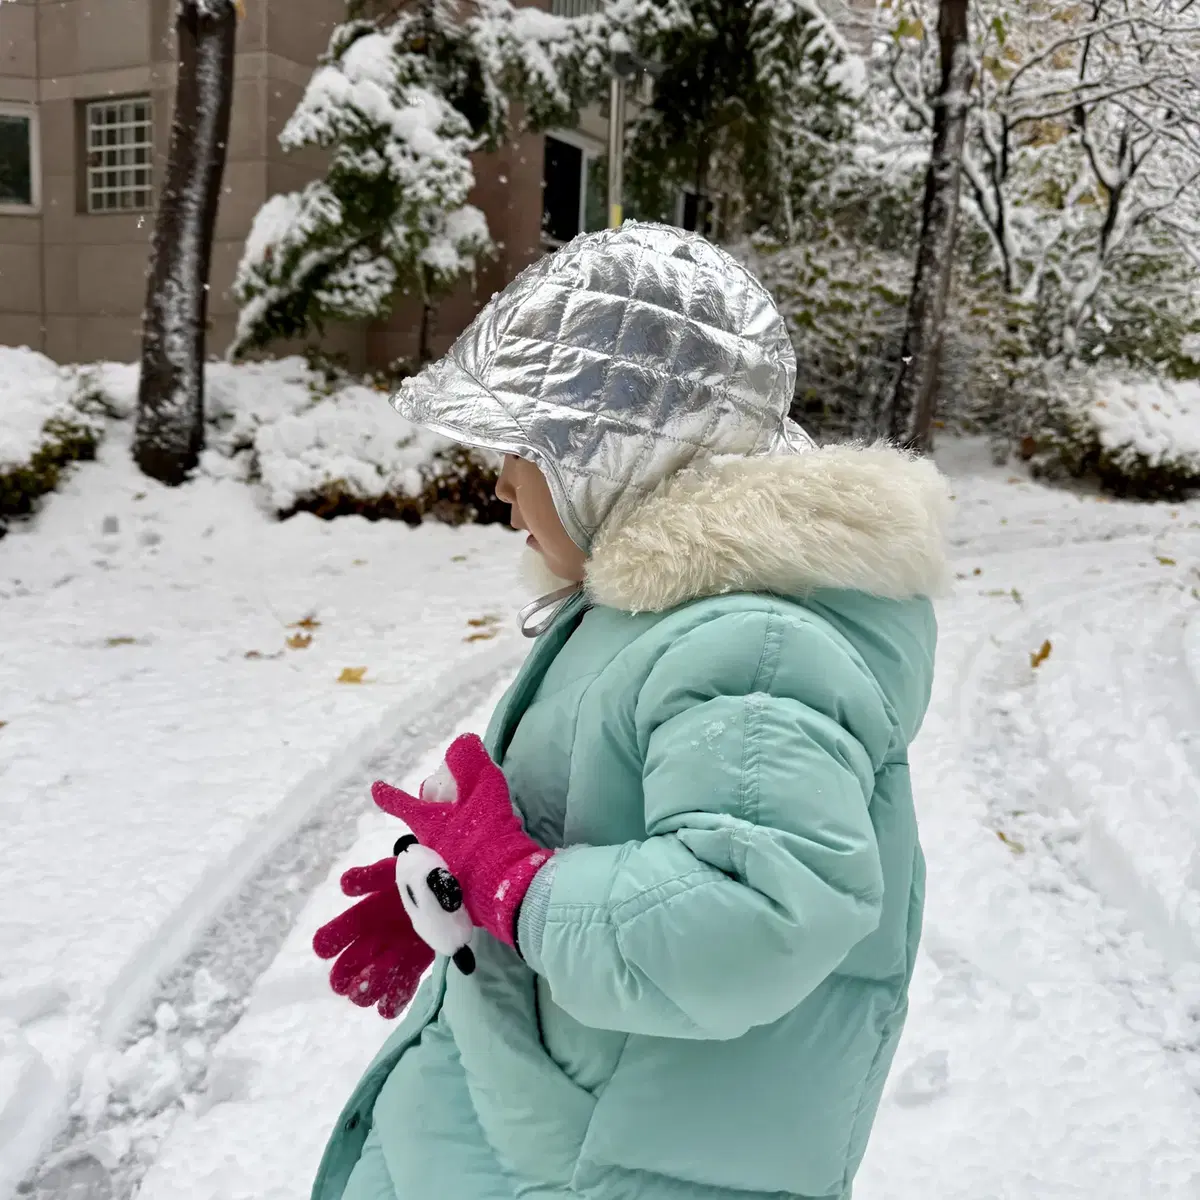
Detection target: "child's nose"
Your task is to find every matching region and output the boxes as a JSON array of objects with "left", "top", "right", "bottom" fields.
[{"left": 495, "top": 456, "right": 518, "bottom": 505}]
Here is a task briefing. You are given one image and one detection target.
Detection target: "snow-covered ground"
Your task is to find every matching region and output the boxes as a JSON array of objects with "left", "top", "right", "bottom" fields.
[
  {"left": 0, "top": 424, "right": 531, "bottom": 1199},
  {"left": 4, "top": 433, "right": 1200, "bottom": 1199}
]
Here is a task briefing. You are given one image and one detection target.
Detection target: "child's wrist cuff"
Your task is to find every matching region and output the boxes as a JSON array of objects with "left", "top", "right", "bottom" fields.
[{"left": 515, "top": 856, "right": 557, "bottom": 973}]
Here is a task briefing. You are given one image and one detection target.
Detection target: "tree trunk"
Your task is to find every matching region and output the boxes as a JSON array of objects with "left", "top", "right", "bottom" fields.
[
  {"left": 134, "top": 0, "right": 237, "bottom": 486},
  {"left": 417, "top": 265, "right": 436, "bottom": 366},
  {"left": 883, "top": 0, "right": 973, "bottom": 453},
  {"left": 418, "top": 298, "right": 435, "bottom": 367}
]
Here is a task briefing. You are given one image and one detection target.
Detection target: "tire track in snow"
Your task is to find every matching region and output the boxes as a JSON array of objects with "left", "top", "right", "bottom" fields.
[
  {"left": 21, "top": 644, "right": 525, "bottom": 1200},
  {"left": 950, "top": 544, "right": 1200, "bottom": 1087}
]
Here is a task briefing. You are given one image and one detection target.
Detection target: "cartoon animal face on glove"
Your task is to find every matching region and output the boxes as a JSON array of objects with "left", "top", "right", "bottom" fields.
[{"left": 393, "top": 834, "right": 476, "bottom": 975}]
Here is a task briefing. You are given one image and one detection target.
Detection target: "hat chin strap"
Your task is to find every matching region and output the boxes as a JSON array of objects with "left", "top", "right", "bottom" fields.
[{"left": 517, "top": 583, "right": 583, "bottom": 638}]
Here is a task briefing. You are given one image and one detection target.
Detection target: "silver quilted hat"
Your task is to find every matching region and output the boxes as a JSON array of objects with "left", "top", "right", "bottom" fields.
[{"left": 391, "top": 221, "right": 814, "bottom": 551}]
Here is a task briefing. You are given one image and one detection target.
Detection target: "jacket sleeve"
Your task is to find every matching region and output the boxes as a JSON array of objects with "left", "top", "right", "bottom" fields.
[{"left": 516, "top": 606, "right": 895, "bottom": 1041}]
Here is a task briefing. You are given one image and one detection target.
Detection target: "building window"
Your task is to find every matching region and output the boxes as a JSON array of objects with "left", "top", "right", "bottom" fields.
[
  {"left": 542, "top": 134, "right": 606, "bottom": 245},
  {"left": 550, "top": 0, "right": 600, "bottom": 15},
  {"left": 0, "top": 103, "right": 39, "bottom": 212},
  {"left": 86, "top": 97, "right": 153, "bottom": 213}
]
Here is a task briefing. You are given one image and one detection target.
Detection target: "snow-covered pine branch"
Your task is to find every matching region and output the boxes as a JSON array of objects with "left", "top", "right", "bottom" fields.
[
  {"left": 232, "top": 4, "right": 498, "bottom": 361},
  {"left": 617, "top": 0, "right": 865, "bottom": 239},
  {"left": 232, "top": 0, "right": 690, "bottom": 358}
]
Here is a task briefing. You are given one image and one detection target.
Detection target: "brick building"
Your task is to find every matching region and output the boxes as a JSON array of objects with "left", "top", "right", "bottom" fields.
[
  {"left": 0, "top": 0, "right": 870, "bottom": 369},
  {"left": 0, "top": 0, "right": 620, "bottom": 370}
]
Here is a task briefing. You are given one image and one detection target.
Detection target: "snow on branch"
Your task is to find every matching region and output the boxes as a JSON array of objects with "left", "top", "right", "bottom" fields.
[{"left": 878, "top": 0, "right": 1200, "bottom": 359}]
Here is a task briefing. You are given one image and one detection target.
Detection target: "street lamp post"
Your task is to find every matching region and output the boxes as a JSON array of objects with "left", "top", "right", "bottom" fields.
[
  {"left": 606, "top": 49, "right": 663, "bottom": 229},
  {"left": 606, "top": 71, "right": 628, "bottom": 228}
]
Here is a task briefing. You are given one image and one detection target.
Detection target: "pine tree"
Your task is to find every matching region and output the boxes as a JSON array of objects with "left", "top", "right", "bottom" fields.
[
  {"left": 232, "top": 0, "right": 685, "bottom": 361},
  {"left": 623, "top": 0, "right": 864, "bottom": 240},
  {"left": 231, "top": 1, "right": 500, "bottom": 362}
]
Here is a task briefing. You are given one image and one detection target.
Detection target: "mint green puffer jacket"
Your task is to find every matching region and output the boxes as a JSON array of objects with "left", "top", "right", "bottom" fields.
[{"left": 313, "top": 444, "right": 948, "bottom": 1200}]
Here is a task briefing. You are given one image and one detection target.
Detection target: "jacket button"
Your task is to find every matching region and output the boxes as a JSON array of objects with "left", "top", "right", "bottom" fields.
[{"left": 345, "top": 1113, "right": 361, "bottom": 1132}]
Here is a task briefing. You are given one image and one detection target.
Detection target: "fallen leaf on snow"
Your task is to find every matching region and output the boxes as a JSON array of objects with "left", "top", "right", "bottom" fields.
[
  {"left": 338, "top": 667, "right": 368, "bottom": 684},
  {"left": 0, "top": 720, "right": 7, "bottom": 730},
  {"left": 1030, "top": 639, "right": 1052, "bottom": 669},
  {"left": 973, "top": 567, "right": 982, "bottom": 576},
  {"left": 467, "top": 615, "right": 500, "bottom": 628},
  {"left": 352, "top": 559, "right": 367, "bottom": 567},
  {"left": 289, "top": 615, "right": 321, "bottom": 630},
  {"left": 245, "top": 650, "right": 284, "bottom": 661},
  {"left": 1157, "top": 556, "right": 1176, "bottom": 566},
  {"left": 996, "top": 830, "right": 1026, "bottom": 854},
  {"left": 105, "top": 636, "right": 138, "bottom": 647},
  {"left": 286, "top": 633, "right": 313, "bottom": 650},
  {"left": 465, "top": 630, "right": 499, "bottom": 643},
  {"left": 451, "top": 555, "right": 468, "bottom": 563}
]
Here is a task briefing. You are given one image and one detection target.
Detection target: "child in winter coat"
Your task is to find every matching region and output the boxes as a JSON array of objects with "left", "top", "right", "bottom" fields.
[{"left": 310, "top": 222, "right": 949, "bottom": 1200}]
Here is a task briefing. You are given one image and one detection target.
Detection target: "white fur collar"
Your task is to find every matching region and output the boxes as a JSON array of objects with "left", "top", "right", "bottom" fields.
[{"left": 580, "top": 443, "right": 952, "bottom": 613}]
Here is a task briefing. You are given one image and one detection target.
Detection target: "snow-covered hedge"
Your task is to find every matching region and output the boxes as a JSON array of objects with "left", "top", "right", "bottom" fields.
[
  {"left": 89, "top": 357, "right": 504, "bottom": 524},
  {"left": 0, "top": 348, "right": 104, "bottom": 527},
  {"left": 1016, "top": 370, "right": 1200, "bottom": 500}
]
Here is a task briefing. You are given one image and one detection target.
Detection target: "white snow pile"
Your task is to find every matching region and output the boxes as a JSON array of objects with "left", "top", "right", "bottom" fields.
[
  {"left": 1025, "top": 370, "right": 1200, "bottom": 498},
  {"left": 0, "top": 347, "right": 101, "bottom": 475},
  {"left": 2, "top": 353, "right": 495, "bottom": 526},
  {"left": 82, "top": 357, "right": 494, "bottom": 519},
  {"left": 248, "top": 378, "right": 459, "bottom": 516},
  {"left": 1088, "top": 375, "right": 1200, "bottom": 474}
]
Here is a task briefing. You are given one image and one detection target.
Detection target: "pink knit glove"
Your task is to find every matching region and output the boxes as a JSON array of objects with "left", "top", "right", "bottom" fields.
[
  {"left": 312, "top": 856, "right": 434, "bottom": 1019},
  {"left": 371, "top": 734, "right": 553, "bottom": 948}
]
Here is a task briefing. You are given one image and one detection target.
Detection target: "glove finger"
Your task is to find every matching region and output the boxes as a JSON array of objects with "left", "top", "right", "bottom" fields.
[
  {"left": 375, "top": 948, "right": 434, "bottom": 1019},
  {"left": 341, "top": 856, "right": 398, "bottom": 898},
  {"left": 369, "top": 779, "right": 421, "bottom": 819},
  {"left": 371, "top": 780, "right": 450, "bottom": 844},
  {"left": 356, "top": 937, "right": 431, "bottom": 1009},
  {"left": 444, "top": 733, "right": 509, "bottom": 805},
  {"left": 313, "top": 890, "right": 394, "bottom": 960},
  {"left": 328, "top": 933, "right": 386, "bottom": 998}
]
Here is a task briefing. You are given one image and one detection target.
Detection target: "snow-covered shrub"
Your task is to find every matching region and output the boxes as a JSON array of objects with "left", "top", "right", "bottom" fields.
[
  {"left": 740, "top": 234, "right": 909, "bottom": 437},
  {"left": 742, "top": 235, "right": 1038, "bottom": 440},
  {"left": 81, "top": 356, "right": 504, "bottom": 525},
  {"left": 1016, "top": 369, "right": 1200, "bottom": 500},
  {"left": 0, "top": 348, "right": 104, "bottom": 526},
  {"left": 249, "top": 380, "right": 505, "bottom": 525}
]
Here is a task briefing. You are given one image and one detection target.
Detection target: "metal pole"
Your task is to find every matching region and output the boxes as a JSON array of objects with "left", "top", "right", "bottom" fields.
[{"left": 607, "top": 71, "right": 626, "bottom": 228}]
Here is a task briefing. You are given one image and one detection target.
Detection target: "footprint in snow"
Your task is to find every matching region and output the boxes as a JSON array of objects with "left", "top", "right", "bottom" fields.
[{"left": 892, "top": 1050, "right": 950, "bottom": 1107}]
